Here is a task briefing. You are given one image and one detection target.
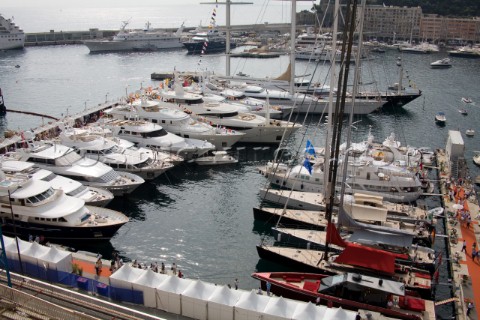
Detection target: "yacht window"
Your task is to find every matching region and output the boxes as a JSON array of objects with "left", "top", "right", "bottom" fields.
[
  {"left": 56, "top": 151, "right": 82, "bottom": 166},
  {"left": 25, "top": 188, "right": 55, "bottom": 204},
  {"left": 80, "top": 213, "right": 92, "bottom": 222},
  {"left": 59, "top": 217, "right": 67, "bottom": 222},
  {"left": 64, "top": 175, "right": 88, "bottom": 182},
  {"left": 135, "top": 158, "right": 153, "bottom": 168},
  {"left": 42, "top": 173, "right": 57, "bottom": 181},
  {"left": 162, "top": 120, "right": 166, "bottom": 124},
  {"left": 95, "top": 170, "right": 119, "bottom": 183},
  {"left": 67, "top": 185, "right": 87, "bottom": 197},
  {"left": 40, "top": 218, "right": 45, "bottom": 221},
  {"left": 152, "top": 119, "right": 158, "bottom": 124},
  {"left": 35, "top": 217, "right": 39, "bottom": 220},
  {"left": 142, "top": 129, "right": 168, "bottom": 138}
]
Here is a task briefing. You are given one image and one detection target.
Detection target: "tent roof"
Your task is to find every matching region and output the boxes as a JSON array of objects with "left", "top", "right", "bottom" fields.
[
  {"left": 208, "top": 285, "right": 243, "bottom": 305},
  {"left": 291, "top": 302, "right": 327, "bottom": 319},
  {"left": 182, "top": 279, "right": 217, "bottom": 299},
  {"left": 132, "top": 269, "right": 168, "bottom": 287},
  {"left": 157, "top": 275, "right": 193, "bottom": 294},
  {"left": 263, "top": 296, "right": 298, "bottom": 317},
  {"left": 109, "top": 264, "right": 144, "bottom": 282},
  {"left": 40, "top": 246, "right": 72, "bottom": 263},
  {"left": 334, "top": 243, "right": 396, "bottom": 275},
  {"left": 5, "top": 237, "right": 32, "bottom": 254},
  {"left": 324, "top": 307, "right": 357, "bottom": 320},
  {"left": 235, "top": 290, "right": 271, "bottom": 312},
  {"left": 22, "top": 242, "right": 51, "bottom": 258}
]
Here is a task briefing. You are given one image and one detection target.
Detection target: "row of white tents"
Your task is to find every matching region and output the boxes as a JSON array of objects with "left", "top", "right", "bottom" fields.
[
  {"left": 1, "top": 236, "right": 359, "bottom": 320},
  {"left": 110, "top": 264, "right": 359, "bottom": 320},
  {"left": 1, "top": 236, "right": 72, "bottom": 280}
]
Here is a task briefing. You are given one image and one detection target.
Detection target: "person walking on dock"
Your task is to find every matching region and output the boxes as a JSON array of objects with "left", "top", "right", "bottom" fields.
[
  {"left": 466, "top": 302, "right": 474, "bottom": 317},
  {"left": 95, "top": 258, "right": 102, "bottom": 276},
  {"left": 462, "top": 240, "right": 467, "bottom": 253}
]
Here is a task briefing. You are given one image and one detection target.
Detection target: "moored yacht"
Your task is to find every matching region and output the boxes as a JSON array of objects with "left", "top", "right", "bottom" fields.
[
  {"left": 0, "top": 14, "right": 25, "bottom": 50},
  {"left": 1, "top": 160, "right": 114, "bottom": 207},
  {"left": 92, "top": 118, "right": 215, "bottom": 159},
  {"left": 0, "top": 171, "right": 129, "bottom": 241},
  {"left": 107, "top": 97, "right": 244, "bottom": 150},
  {"left": 182, "top": 29, "right": 235, "bottom": 54},
  {"left": 83, "top": 21, "right": 184, "bottom": 53},
  {"left": 7, "top": 141, "right": 145, "bottom": 196},
  {"left": 430, "top": 58, "right": 452, "bottom": 68},
  {"left": 156, "top": 85, "right": 302, "bottom": 144},
  {"left": 259, "top": 153, "right": 423, "bottom": 203},
  {"left": 57, "top": 127, "right": 174, "bottom": 180}
]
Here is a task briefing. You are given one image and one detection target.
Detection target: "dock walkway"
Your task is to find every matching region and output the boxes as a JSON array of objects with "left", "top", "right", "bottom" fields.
[{"left": 437, "top": 149, "right": 479, "bottom": 319}]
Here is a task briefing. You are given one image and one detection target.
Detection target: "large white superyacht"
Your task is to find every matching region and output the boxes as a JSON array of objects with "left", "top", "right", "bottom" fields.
[
  {"left": 92, "top": 118, "right": 215, "bottom": 159},
  {"left": 6, "top": 141, "right": 145, "bottom": 196},
  {"left": 57, "top": 127, "right": 174, "bottom": 180},
  {"left": 83, "top": 21, "right": 184, "bottom": 53},
  {"left": 156, "top": 85, "right": 302, "bottom": 144},
  {"left": 106, "top": 97, "right": 244, "bottom": 150},
  {"left": 0, "top": 14, "right": 25, "bottom": 50},
  {"left": 0, "top": 160, "right": 114, "bottom": 207},
  {"left": 0, "top": 171, "right": 129, "bottom": 241},
  {"left": 259, "top": 152, "right": 423, "bottom": 203}
]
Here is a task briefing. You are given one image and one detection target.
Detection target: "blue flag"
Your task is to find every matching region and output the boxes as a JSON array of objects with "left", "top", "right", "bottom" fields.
[
  {"left": 303, "top": 158, "right": 313, "bottom": 175},
  {"left": 306, "top": 140, "right": 316, "bottom": 157}
]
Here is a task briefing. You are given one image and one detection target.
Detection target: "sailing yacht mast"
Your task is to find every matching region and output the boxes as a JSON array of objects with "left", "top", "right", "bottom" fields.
[
  {"left": 200, "top": 0, "right": 252, "bottom": 76},
  {"left": 323, "top": 0, "right": 358, "bottom": 259}
]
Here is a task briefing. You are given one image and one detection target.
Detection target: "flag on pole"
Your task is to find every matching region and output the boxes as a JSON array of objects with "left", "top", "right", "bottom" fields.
[
  {"left": 305, "top": 140, "right": 316, "bottom": 157},
  {"left": 303, "top": 158, "right": 313, "bottom": 175}
]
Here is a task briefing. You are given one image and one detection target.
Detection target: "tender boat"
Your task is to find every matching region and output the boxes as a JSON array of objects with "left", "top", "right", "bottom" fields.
[
  {"left": 466, "top": 129, "right": 475, "bottom": 137},
  {"left": 434, "top": 112, "right": 446, "bottom": 125},
  {"left": 193, "top": 151, "right": 238, "bottom": 165},
  {"left": 83, "top": 21, "right": 184, "bottom": 53},
  {"left": 473, "top": 152, "right": 480, "bottom": 166},
  {"left": 430, "top": 58, "right": 452, "bottom": 68},
  {"left": 458, "top": 109, "right": 468, "bottom": 115},
  {"left": 252, "top": 272, "right": 435, "bottom": 320},
  {"left": 461, "top": 97, "right": 473, "bottom": 104},
  {"left": 0, "top": 14, "right": 25, "bottom": 50},
  {"left": 0, "top": 171, "right": 129, "bottom": 242}
]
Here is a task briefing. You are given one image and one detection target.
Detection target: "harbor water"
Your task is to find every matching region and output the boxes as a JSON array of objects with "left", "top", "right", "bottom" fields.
[{"left": 1, "top": 16, "right": 480, "bottom": 320}]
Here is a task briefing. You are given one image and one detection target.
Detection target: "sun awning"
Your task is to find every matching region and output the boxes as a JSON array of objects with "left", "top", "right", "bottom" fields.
[{"left": 334, "top": 243, "right": 396, "bottom": 275}]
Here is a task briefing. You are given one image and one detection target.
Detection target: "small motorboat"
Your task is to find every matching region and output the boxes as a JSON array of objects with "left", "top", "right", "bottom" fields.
[
  {"left": 435, "top": 112, "right": 446, "bottom": 125},
  {"left": 462, "top": 97, "right": 473, "bottom": 104},
  {"left": 430, "top": 58, "right": 452, "bottom": 68},
  {"left": 193, "top": 151, "right": 238, "bottom": 165},
  {"left": 466, "top": 129, "right": 475, "bottom": 137},
  {"left": 473, "top": 152, "right": 480, "bottom": 166},
  {"left": 458, "top": 109, "right": 468, "bottom": 115}
]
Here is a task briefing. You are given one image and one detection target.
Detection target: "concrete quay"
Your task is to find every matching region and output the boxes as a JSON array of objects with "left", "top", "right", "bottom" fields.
[{"left": 436, "top": 148, "right": 479, "bottom": 319}]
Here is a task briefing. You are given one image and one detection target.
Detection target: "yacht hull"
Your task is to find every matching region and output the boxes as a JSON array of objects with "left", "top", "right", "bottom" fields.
[
  {"left": 83, "top": 39, "right": 184, "bottom": 53},
  {"left": 183, "top": 41, "right": 236, "bottom": 54}
]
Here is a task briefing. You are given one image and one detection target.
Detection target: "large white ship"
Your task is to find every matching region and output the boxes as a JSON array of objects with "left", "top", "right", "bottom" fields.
[
  {"left": 83, "top": 21, "right": 184, "bottom": 53},
  {"left": 0, "top": 14, "right": 25, "bottom": 50}
]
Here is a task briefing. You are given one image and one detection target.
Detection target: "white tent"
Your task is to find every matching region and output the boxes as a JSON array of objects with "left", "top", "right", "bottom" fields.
[
  {"left": 207, "top": 286, "right": 243, "bottom": 320},
  {"left": 291, "top": 302, "right": 327, "bottom": 319},
  {"left": 234, "top": 290, "right": 271, "bottom": 320},
  {"left": 22, "top": 241, "right": 51, "bottom": 266},
  {"left": 39, "top": 246, "right": 72, "bottom": 273},
  {"left": 1, "top": 235, "right": 15, "bottom": 250},
  {"left": 156, "top": 275, "right": 193, "bottom": 314},
  {"left": 262, "top": 296, "right": 298, "bottom": 320},
  {"left": 131, "top": 269, "right": 169, "bottom": 308},
  {"left": 181, "top": 279, "right": 217, "bottom": 320},
  {"left": 4, "top": 237, "right": 32, "bottom": 261},
  {"left": 109, "top": 264, "right": 145, "bottom": 290},
  {"left": 324, "top": 307, "right": 357, "bottom": 320}
]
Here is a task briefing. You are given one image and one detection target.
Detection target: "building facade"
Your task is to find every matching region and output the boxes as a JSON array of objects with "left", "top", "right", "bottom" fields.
[{"left": 421, "top": 15, "right": 480, "bottom": 43}]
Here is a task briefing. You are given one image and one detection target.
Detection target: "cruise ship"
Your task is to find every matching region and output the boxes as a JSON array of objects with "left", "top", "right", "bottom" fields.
[
  {"left": 0, "top": 14, "right": 25, "bottom": 50},
  {"left": 83, "top": 21, "right": 184, "bottom": 53}
]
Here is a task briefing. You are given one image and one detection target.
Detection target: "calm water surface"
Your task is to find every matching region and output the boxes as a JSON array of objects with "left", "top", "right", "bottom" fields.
[{"left": 1, "top": 42, "right": 480, "bottom": 318}]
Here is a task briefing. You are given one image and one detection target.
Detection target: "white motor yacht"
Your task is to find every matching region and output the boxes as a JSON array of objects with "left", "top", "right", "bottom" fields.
[
  {"left": 0, "top": 171, "right": 129, "bottom": 241},
  {"left": 6, "top": 141, "right": 145, "bottom": 196},
  {"left": 107, "top": 97, "right": 244, "bottom": 150},
  {"left": 83, "top": 21, "right": 184, "bottom": 53},
  {"left": 259, "top": 153, "right": 423, "bottom": 203},
  {"left": 156, "top": 85, "right": 302, "bottom": 144},
  {"left": 0, "top": 14, "right": 25, "bottom": 50},
  {"left": 430, "top": 58, "right": 452, "bottom": 68},
  {"left": 57, "top": 127, "right": 174, "bottom": 180},
  {"left": 92, "top": 118, "right": 215, "bottom": 159},
  {"left": 1, "top": 160, "right": 114, "bottom": 207},
  {"left": 193, "top": 151, "right": 238, "bottom": 165}
]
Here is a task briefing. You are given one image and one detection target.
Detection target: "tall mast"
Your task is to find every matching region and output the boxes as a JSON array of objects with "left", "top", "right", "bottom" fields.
[{"left": 201, "top": 1, "right": 252, "bottom": 76}]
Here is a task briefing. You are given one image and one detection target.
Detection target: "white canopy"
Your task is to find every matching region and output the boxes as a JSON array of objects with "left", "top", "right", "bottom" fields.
[
  {"left": 109, "top": 264, "right": 144, "bottom": 290},
  {"left": 262, "top": 296, "right": 298, "bottom": 320},
  {"left": 156, "top": 276, "right": 193, "bottom": 314},
  {"left": 4, "top": 237, "right": 32, "bottom": 261},
  {"left": 181, "top": 279, "right": 218, "bottom": 320},
  {"left": 291, "top": 302, "right": 326, "bottom": 320},
  {"left": 324, "top": 307, "right": 358, "bottom": 320},
  {"left": 234, "top": 290, "right": 271, "bottom": 320},
  {"left": 131, "top": 269, "right": 169, "bottom": 308},
  {"left": 39, "top": 246, "right": 72, "bottom": 273},
  {"left": 207, "top": 286, "right": 243, "bottom": 320},
  {"left": 22, "top": 241, "right": 51, "bottom": 265}
]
